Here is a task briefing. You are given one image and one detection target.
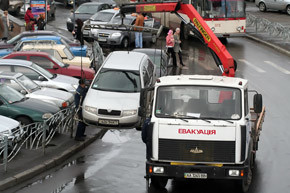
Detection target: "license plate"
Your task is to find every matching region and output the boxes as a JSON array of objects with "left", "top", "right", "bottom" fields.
[
  {"left": 98, "top": 37, "right": 107, "bottom": 42},
  {"left": 184, "top": 173, "right": 207, "bottom": 179},
  {"left": 99, "top": 119, "right": 118, "bottom": 126}
]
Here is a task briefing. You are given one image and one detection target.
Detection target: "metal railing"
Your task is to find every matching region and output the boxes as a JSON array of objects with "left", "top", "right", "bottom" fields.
[
  {"left": 0, "top": 105, "right": 76, "bottom": 172},
  {"left": 246, "top": 13, "right": 290, "bottom": 42}
]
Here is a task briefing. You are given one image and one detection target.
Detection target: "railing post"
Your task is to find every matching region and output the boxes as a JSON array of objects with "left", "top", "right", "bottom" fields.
[
  {"left": 71, "top": 107, "right": 74, "bottom": 138},
  {"left": 3, "top": 135, "right": 8, "bottom": 172},
  {"left": 255, "top": 18, "right": 258, "bottom": 34},
  {"left": 42, "top": 121, "right": 47, "bottom": 155}
]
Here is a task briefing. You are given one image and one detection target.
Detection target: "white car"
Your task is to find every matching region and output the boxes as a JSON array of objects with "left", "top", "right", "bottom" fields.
[
  {"left": 0, "top": 59, "right": 79, "bottom": 93},
  {"left": 256, "top": 0, "right": 290, "bottom": 15},
  {"left": 0, "top": 72, "right": 74, "bottom": 109},
  {"left": 0, "top": 115, "right": 22, "bottom": 146},
  {"left": 82, "top": 51, "right": 156, "bottom": 129}
]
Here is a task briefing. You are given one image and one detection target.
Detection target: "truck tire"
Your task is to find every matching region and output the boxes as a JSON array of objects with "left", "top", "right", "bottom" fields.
[
  {"left": 151, "top": 176, "right": 168, "bottom": 189},
  {"left": 236, "top": 167, "right": 252, "bottom": 193}
]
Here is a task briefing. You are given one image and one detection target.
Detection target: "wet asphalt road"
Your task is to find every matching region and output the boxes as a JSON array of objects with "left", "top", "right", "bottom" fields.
[{"left": 6, "top": 2, "right": 290, "bottom": 193}]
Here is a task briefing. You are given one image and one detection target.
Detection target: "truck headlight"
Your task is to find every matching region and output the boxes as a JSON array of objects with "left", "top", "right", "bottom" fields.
[
  {"left": 42, "top": 113, "right": 53, "bottom": 119},
  {"left": 153, "top": 167, "right": 164, "bottom": 174},
  {"left": 67, "top": 18, "right": 72, "bottom": 23},
  {"left": 123, "top": 110, "right": 137, "bottom": 116},
  {"left": 111, "top": 32, "right": 121, "bottom": 37},
  {"left": 229, "top": 170, "right": 240, "bottom": 176},
  {"left": 84, "top": 106, "right": 97, "bottom": 114}
]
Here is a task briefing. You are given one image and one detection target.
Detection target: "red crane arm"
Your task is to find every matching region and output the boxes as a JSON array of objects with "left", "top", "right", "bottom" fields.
[{"left": 121, "top": 1, "right": 235, "bottom": 77}]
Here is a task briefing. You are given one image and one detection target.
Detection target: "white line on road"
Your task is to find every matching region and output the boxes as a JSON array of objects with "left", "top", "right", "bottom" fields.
[
  {"left": 264, "top": 61, "right": 290, "bottom": 74},
  {"left": 238, "top": 59, "right": 266, "bottom": 73}
]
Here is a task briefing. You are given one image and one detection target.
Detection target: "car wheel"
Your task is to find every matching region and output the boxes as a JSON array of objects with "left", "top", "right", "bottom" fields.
[
  {"left": 287, "top": 5, "right": 290, "bottom": 15},
  {"left": 122, "top": 37, "right": 129, "bottom": 48},
  {"left": 16, "top": 116, "right": 33, "bottom": 126},
  {"left": 151, "top": 34, "right": 157, "bottom": 44},
  {"left": 259, "top": 2, "right": 267, "bottom": 12}
]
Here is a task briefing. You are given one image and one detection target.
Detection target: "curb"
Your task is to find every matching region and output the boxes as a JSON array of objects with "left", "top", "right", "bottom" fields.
[
  {"left": 245, "top": 34, "right": 290, "bottom": 57},
  {"left": 0, "top": 129, "right": 108, "bottom": 191}
]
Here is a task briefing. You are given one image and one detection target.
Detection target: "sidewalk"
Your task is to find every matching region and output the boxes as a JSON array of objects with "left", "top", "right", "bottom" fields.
[
  {"left": 0, "top": 126, "right": 107, "bottom": 191},
  {"left": 245, "top": 2, "right": 290, "bottom": 56}
]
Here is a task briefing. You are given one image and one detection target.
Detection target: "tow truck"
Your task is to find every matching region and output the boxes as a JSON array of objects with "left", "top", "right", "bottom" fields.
[{"left": 86, "top": 1, "right": 266, "bottom": 192}]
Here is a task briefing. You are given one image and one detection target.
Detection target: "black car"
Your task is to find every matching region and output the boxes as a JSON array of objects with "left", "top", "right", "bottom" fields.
[
  {"left": 0, "top": 31, "right": 80, "bottom": 50},
  {"left": 66, "top": 2, "right": 111, "bottom": 32},
  {"left": 132, "top": 48, "right": 169, "bottom": 77}
]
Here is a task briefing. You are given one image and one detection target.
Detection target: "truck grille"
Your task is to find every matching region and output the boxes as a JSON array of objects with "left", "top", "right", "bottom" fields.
[
  {"left": 159, "top": 139, "right": 235, "bottom": 163},
  {"left": 98, "top": 109, "right": 121, "bottom": 116}
]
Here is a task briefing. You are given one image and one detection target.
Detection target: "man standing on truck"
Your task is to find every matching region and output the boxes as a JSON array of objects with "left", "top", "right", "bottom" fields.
[{"left": 134, "top": 12, "right": 145, "bottom": 48}]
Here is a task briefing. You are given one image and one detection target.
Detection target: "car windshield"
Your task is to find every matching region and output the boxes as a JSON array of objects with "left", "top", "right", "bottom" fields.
[
  {"left": 63, "top": 47, "right": 74, "bottom": 60},
  {"left": 76, "top": 4, "right": 100, "bottom": 14},
  {"left": 31, "top": 63, "right": 54, "bottom": 79},
  {"left": 155, "top": 86, "right": 241, "bottom": 120},
  {"left": 147, "top": 54, "right": 161, "bottom": 67},
  {"left": 91, "top": 12, "right": 115, "bottom": 21},
  {"left": 110, "top": 17, "right": 133, "bottom": 25},
  {"left": 49, "top": 55, "right": 65, "bottom": 67},
  {"left": 17, "top": 75, "right": 39, "bottom": 92},
  {"left": 92, "top": 68, "right": 141, "bottom": 93},
  {"left": 0, "top": 84, "right": 25, "bottom": 104}
]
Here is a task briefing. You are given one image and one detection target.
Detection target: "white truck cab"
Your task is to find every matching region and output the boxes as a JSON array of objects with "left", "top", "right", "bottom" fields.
[{"left": 140, "top": 75, "right": 265, "bottom": 192}]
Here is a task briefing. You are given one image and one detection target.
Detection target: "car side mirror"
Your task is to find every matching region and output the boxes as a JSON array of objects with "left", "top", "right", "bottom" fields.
[
  {"left": 253, "top": 94, "right": 263, "bottom": 113},
  {"left": 20, "top": 90, "right": 27, "bottom": 95},
  {"left": 53, "top": 65, "right": 59, "bottom": 69},
  {"left": 38, "top": 76, "right": 45, "bottom": 81}
]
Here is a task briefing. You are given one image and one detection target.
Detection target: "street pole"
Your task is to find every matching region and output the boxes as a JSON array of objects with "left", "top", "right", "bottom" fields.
[
  {"left": 73, "top": 0, "right": 76, "bottom": 30},
  {"left": 45, "top": 0, "right": 47, "bottom": 29}
]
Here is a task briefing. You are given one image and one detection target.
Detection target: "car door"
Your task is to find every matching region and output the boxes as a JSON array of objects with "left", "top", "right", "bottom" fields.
[
  {"left": 0, "top": 65, "right": 13, "bottom": 73},
  {"left": 29, "top": 55, "right": 57, "bottom": 74},
  {"left": 0, "top": 97, "right": 11, "bottom": 119}
]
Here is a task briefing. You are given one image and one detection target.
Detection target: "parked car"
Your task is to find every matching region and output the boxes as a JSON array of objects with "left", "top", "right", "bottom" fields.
[
  {"left": 21, "top": 44, "right": 94, "bottom": 69},
  {"left": 0, "top": 36, "right": 87, "bottom": 57},
  {"left": 20, "top": 36, "right": 87, "bottom": 57},
  {"left": 0, "top": 59, "right": 79, "bottom": 93},
  {"left": 66, "top": 2, "right": 111, "bottom": 32},
  {"left": 0, "top": 115, "right": 22, "bottom": 146},
  {"left": 0, "top": 31, "right": 79, "bottom": 50},
  {"left": 82, "top": 51, "right": 156, "bottom": 129},
  {"left": 83, "top": 9, "right": 120, "bottom": 40},
  {"left": 77, "top": 0, "right": 117, "bottom": 7},
  {"left": 0, "top": 84, "right": 60, "bottom": 125},
  {"left": 94, "top": 15, "right": 158, "bottom": 48},
  {"left": 3, "top": 51, "right": 95, "bottom": 80},
  {"left": 20, "top": 0, "right": 56, "bottom": 17},
  {"left": 0, "top": 72, "right": 74, "bottom": 109},
  {"left": 256, "top": 0, "right": 290, "bottom": 15},
  {"left": 8, "top": 0, "right": 24, "bottom": 15},
  {"left": 132, "top": 48, "right": 169, "bottom": 77}
]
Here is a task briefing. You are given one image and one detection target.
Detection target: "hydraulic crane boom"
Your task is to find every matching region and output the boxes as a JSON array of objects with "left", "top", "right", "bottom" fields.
[{"left": 120, "top": 1, "right": 236, "bottom": 77}]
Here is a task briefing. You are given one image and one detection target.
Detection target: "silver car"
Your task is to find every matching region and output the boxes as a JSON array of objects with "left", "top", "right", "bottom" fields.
[
  {"left": 0, "top": 115, "right": 22, "bottom": 146},
  {"left": 0, "top": 72, "right": 74, "bottom": 109},
  {"left": 82, "top": 51, "right": 156, "bottom": 129},
  {"left": 256, "top": 0, "right": 290, "bottom": 15},
  {"left": 0, "top": 59, "right": 79, "bottom": 93}
]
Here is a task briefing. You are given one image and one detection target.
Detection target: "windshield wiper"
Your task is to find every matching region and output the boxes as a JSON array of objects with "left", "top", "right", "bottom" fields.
[
  {"left": 202, "top": 117, "right": 234, "bottom": 124},
  {"left": 173, "top": 113, "right": 211, "bottom": 123}
]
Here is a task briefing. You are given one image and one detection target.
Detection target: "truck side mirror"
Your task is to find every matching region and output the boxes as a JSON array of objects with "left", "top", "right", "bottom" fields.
[{"left": 253, "top": 94, "right": 263, "bottom": 113}]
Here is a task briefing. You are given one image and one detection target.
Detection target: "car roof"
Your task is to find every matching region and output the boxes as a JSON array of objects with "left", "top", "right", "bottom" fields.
[
  {"left": 21, "top": 36, "right": 61, "bottom": 41},
  {"left": 80, "top": 2, "right": 106, "bottom": 5},
  {"left": 103, "top": 51, "right": 147, "bottom": 71},
  {"left": 21, "top": 31, "right": 55, "bottom": 36},
  {"left": 0, "top": 59, "right": 33, "bottom": 66},
  {"left": 6, "top": 51, "right": 50, "bottom": 57},
  {"left": 132, "top": 48, "right": 163, "bottom": 55},
  {"left": 99, "top": 8, "right": 119, "bottom": 14},
  {"left": 22, "top": 44, "right": 65, "bottom": 50}
]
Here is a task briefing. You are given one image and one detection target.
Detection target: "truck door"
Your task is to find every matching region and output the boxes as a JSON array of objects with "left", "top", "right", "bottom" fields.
[{"left": 244, "top": 89, "right": 251, "bottom": 158}]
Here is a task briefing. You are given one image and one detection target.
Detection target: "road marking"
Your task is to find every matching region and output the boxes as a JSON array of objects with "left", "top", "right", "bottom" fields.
[
  {"left": 264, "top": 61, "right": 290, "bottom": 74},
  {"left": 238, "top": 59, "right": 266, "bottom": 73}
]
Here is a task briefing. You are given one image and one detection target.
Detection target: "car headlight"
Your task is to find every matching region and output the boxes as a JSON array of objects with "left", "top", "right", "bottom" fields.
[
  {"left": 42, "top": 113, "right": 53, "bottom": 119},
  {"left": 0, "top": 130, "right": 10, "bottom": 135},
  {"left": 123, "top": 110, "right": 137, "bottom": 116},
  {"left": 67, "top": 18, "right": 72, "bottom": 23},
  {"left": 111, "top": 32, "right": 122, "bottom": 37},
  {"left": 84, "top": 105, "right": 97, "bottom": 114}
]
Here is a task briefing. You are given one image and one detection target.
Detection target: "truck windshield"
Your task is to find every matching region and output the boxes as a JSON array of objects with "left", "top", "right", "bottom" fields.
[
  {"left": 155, "top": 86, "right": 241, "bottom": 120},
  {"left": 91, "top": 68, "right": 141, "bottom": 93}
]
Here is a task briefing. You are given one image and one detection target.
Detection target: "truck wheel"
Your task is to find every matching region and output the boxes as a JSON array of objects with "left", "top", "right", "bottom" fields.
[
  {"left": 236, "top": 166, "right": 252, "bottom": 193},
  {"left": 151, "top": 177, "right": 168, "bottom": 189}
]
